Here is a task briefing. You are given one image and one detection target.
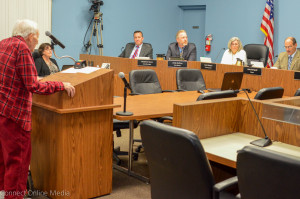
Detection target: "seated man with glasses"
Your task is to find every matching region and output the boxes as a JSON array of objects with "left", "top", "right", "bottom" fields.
[{"left": 274, "top": 37, "right": 300, "bottom": 71}]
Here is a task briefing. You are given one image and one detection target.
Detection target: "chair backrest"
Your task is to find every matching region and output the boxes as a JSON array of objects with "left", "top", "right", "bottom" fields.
[
  {"left": 62, "top": 65, "right": 73, "bottom": 71},
  {"left": 237, "top": 146, "right": 300, "bottom": 199},
  {"left": 294, "top": 88, "right": 300, "bottom": 96},
  {"left": 140, "top": 120, "right": 215, "bottom": 199},
  {"left": 176, "top": 69, "right": 206, "bottom": 91},
  {"left": 32, "top": 49, "right": 41, "bottom": 61},
  {"left": 129, "top": 69, "right": 162, "bottom": 94},
  {"left": 196, "top": 90, "right": 237, "bottom": 101},
  {"left": 254, "top": 87, "right": 284, "bottom": 100},
  {"left": 244, "top": 44, "right": 269, "bottom": 67}
]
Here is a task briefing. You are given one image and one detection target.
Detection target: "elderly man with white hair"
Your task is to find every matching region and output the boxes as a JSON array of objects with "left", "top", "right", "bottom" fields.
[{"left": 0, "top": 19, "right": 75, "bottom": 199}]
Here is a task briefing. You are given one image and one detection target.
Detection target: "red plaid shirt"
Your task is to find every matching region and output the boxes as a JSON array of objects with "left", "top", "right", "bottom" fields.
[{"left": 0, "top": 36, "right": 64, "bottom": 131}]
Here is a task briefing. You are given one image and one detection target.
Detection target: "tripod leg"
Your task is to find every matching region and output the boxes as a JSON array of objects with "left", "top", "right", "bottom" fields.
[
  {"left": 87, "top": 22, "right": 96, "bottom": 54},
  {"left": 96, "top": 21, "right": 101, "bottom": 56},
  {"left": 99, "top": 18, "right": 104, "bottom": 56}
]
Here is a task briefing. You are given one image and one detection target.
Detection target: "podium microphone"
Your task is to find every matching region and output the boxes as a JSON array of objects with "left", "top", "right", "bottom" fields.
[
  {"left": 238, "top": 89, "right": 272, "bottom": 147},
  {"left": 118, "top": 72, "right": 131, "bottom": 91},
  {"left": 45, "top": 31, "right": 65, "bottom": 49},
  {"left": 214, "top": 48, "right": 225, "bottom": 63},
  {"left": 116, "top": 72, "right": 133, "bottom": 116}
]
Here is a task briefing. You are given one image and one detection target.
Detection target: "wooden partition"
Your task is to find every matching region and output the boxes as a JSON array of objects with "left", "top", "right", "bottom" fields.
[
  {"left": 173, "top": 97, "right": 300, "bottom": 147},
  {"left": 79, "top": 55, "right": 300, "bottom": 96},
  {"left": 31, "top": 69, "right": 118, "bottom": 199}
]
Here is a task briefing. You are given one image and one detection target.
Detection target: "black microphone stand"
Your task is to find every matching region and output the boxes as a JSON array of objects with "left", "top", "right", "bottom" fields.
[
  {"left": 242, "top": 89, "right": 272, "bottom": 147},
  {"left": 214, "top": 48, "right": 225, "bottom": 63},
  {"left": 116, "top": 86, "right": 133, "bottom": 116}
]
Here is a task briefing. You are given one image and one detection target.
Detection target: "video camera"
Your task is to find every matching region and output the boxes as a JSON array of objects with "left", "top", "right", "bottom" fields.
[{"left": 90, "top": 0, "right": 104, "bottom": 13}]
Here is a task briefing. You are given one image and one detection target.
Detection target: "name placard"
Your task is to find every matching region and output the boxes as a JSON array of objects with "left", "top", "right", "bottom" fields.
[
  {"left": 243, "top": 67, "right": 262, "bottom": 76},
  {"left": 168, "top": 61, "right": 187, "bottom": 68},
  {"left": 294, "top": 72, "right": 300, "bottom": 80},
  {"left": 137, "top": 60, "right": 157, "bottom": 67},
  {"left": 201, "top": 63, "right": 216, "bottom": 71}
]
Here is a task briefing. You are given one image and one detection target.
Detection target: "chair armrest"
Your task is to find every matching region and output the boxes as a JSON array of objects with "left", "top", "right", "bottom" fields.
[
  {"left": 213, "top": 176, "right": 238, "bottom": 199},
  {"left": 129, "top": 93, "right": 141, "bottom": 96},
  {"left": 157, "top": 116, "right": 173, "bottom": 123},
  {"left": 162, "top": 90, "right": 176, "bottom": 92}
]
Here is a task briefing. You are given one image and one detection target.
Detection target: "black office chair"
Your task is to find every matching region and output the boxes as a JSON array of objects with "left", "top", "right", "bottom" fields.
[
  {"left": 140, "top": 120, "right": 237, "bottom": 199},
  {"left": 196, "top": 90, "right": 237, "bottom": 101},
  {"left": 244, "top": 44, "right": 269, "bottom": 67},
  {"left": 294, "top": 88, "right": 300, "bottom": 96},
  {"left": 129, "top": 69, "right": 174, "bottom": 151},
  {"left": 254, "top": 87, "right": 284, "bottom": 100},
  {"left": 113, "top": 119, "right": 139, "bottom": 165},
  {"left": 129, "top": 69, "right": 174, "bottom": 95},
  {"left": 62, "top": 65, "right": 74, "bottom": 71},
  {"left": 32, "top": 49, "right": 41, "bottom": 61},
  {"left": 237, "top": 146, "right": 300, "bottom": 199},
  {"left": 176, "top": 69, "right": 206, "bottom": 91}
]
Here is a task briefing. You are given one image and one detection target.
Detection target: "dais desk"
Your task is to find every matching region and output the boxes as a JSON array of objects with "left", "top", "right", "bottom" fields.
[{"left": 80, "top": 55, "right": 300, "bottom": 97}]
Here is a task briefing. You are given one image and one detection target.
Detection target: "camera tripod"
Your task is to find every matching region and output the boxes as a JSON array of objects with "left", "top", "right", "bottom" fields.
[{"left": 86, "top": 12, "right": 104, "bottom": 55}]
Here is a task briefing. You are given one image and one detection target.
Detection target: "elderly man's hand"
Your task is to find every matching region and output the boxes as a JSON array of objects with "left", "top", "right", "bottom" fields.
[{"left": 62, "top": 82, "right": 75, "bottom": 97}]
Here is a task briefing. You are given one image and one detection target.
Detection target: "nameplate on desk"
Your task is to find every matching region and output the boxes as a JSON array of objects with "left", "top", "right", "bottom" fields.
[
  {"left": 137, "top": 60, "right": 157, "bottom": 67},
  {"left": 168, "top": 61, "right": 187, "bottom": 68},
  {"left": 201, "top": 63, "right": 216, "bottom": 71},
  {"left": 294, "top": 72, "right": 300, "bottom": 80},
  {"left": 243, "top": 67, "right": 262, "bottom": 76}
]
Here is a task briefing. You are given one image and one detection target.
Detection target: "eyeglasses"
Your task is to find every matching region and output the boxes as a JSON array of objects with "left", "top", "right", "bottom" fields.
[
  {"left": 284, "top": 46, "right": 293, "bottom": 49},
  {"left": 44, "top": 48, "right": 52, "bottom": 51}
]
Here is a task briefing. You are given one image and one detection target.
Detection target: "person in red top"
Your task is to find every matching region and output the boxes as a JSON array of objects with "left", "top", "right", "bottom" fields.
[{"left": 0, "top": 19, "right": 75, "bottom": 199}]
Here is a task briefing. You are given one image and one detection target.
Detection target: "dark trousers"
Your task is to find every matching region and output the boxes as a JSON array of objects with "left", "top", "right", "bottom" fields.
[{"left": 0, "top": 115, "right": 31, "bottom": 199}]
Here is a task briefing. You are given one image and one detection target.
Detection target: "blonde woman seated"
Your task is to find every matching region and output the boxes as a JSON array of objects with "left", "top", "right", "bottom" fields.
[
  {"left": 34, "top": 43, "right": 59, "bottom": 77},
  {"left": 221, "top": 37, "right": 247, "bottom": 65}
]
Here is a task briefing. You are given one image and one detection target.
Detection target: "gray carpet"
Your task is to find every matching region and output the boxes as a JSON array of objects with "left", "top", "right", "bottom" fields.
[{"left": 97, "top": 126, "right": 151, "bottom": 199}]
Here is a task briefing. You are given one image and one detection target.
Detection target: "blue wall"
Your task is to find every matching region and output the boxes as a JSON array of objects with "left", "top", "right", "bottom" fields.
[
  {"left": 52, "top": 0, "right": 181, "bottom": 66},
  {"left": 52, "top": 0, "right": 300, "bottom": 67}
]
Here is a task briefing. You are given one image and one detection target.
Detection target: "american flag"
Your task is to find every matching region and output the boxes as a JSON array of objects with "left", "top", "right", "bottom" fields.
[{"left": 260, "top": 0, "right": 274, "bottom": 67}]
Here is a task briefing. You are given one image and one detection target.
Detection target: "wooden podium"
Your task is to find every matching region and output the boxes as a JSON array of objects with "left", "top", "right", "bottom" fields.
[{"left": 31, "top": 68, "right": 117, "bottom": 199}]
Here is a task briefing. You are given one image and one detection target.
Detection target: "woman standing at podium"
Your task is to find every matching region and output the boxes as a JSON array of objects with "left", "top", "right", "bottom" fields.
[
  {"left": 221, "top": 37, "right": 247, "bottom": 65},
  {"left": 34, "top": 43, "right": 60, "bottom": 77},
  {"left": 0, "top": 19, "right": 75, "bottom": 199}
]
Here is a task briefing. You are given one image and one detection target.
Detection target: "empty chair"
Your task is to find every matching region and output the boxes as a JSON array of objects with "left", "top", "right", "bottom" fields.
[
  {"left": 254, "top": 87, "right": 284, "bottom": 100},
  {"left": 294, "top": 88, "right": 300, "bottom": 96},
  {"left": 244, "top": 44, "right": 269, "bottom": 67},
  {"left": 140, "top": 120, "right": 237, "bottom": 199},
  {"left": 176, "top": 69, "right": 206, "bottom": 91},
  {"left": 129, "top": 69, "right": 163, "bottom": 95},
  {"left": 237, "top": 146, "right": 300, "bottom": 199},
  {"left": 197, "top": 90, "right": 237, "bottom": 101}
]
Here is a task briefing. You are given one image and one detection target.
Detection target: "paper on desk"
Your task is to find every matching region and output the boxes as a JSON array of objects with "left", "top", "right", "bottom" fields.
[{"left": 60, "top": 66, "right": 100, "bottom": 74}]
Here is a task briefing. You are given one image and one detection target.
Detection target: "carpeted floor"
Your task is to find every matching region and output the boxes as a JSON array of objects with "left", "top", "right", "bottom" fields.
[{"left": 97, "top": 126, "right": 151, "bottom": 199}]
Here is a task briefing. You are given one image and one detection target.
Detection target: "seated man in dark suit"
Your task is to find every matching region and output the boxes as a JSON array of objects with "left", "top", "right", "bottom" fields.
[
  {"left": 119, "top": 30, "right": 153, "bottom": 59},
  {"left": 166, "top": 30, "right": 197, "bottom": 61}
]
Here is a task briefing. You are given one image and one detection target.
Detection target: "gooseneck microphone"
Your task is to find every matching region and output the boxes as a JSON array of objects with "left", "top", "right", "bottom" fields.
[
  {"left": 116, "top": 72, "right": 133, "bottom": 116},
  {"left": 214, "top": 48, "right": 225, "bottom": 63},
  {"left": 240, "top": 89, "right": 272, "bottom": 147},
  {"left": 118, "top": 72, "right": 132, "bottom": 91},
  {"left": 45, "top": 31, "right": 65, "bottom": 49}
]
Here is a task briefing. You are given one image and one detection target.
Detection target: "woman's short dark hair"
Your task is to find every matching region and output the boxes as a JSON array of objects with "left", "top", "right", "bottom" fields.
[{"left": 38, "top": 43, "right": 51, "bottom": 56}]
